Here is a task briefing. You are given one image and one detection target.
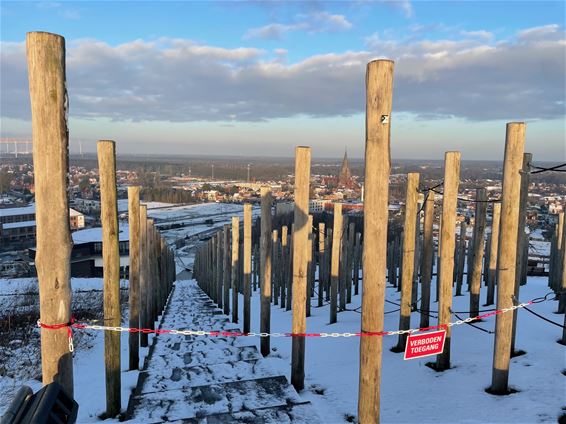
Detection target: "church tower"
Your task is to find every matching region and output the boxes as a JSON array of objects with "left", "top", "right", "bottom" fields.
[{"left": 338, "top": 148, "right": 352, "bottom": 187}]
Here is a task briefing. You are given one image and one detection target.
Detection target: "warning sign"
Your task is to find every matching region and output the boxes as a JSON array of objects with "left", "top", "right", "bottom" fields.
[{"left": 404, "top": 330, "right": 446, "bottom": 360}]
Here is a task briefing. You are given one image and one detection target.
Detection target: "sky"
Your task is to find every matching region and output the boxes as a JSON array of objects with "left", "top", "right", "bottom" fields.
[{"left": 1, "top": 0, "right": 565, "bottom": 160}]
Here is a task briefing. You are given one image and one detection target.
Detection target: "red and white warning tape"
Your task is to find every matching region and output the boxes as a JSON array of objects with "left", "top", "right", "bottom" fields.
[{"left": 37, "top": 300, "right": 535, "bottom": 352}]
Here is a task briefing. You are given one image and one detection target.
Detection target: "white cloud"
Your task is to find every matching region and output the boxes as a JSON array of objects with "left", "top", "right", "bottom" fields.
[
  {"left": 1, "top": 26, "right": 564, "bottom": 124},
  {"left": 243, "top": 11, "right": 352, "bottom": 40}
]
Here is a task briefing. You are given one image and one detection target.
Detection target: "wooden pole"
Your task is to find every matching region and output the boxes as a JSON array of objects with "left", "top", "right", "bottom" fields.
[
  {"left": 272, "top": 230, "right": 279, "bottom": 305},
  {"left": 358, "top": 59, "right": 393, "bottom": 424},
  {"left": 394, "top": 172, "right": 420, "bottom": 351},
  {"left": 354, "top": 232, "right": 361, "bottom": 296},
  {"left": 291, "top": 146, "right": 311, "bottom": 391},
  {"left": 469, "top": 188, "right": 488, "bottom": 318},
  {"left": 216, "top": 230, "right": 223, "bottom": 308},
  {"left": 139, "top": 205, "right": 149, "bottom": 347},
  {"left": 147, "top": 220, "right": 156, "bottom": 328},
  {"left": 347, "top": 222, "right": 355, "bottom": 304},
  {"left": 318, "top": 223, "right": 325, "bottom": 307},
  {"left": 306, "top": 215, "right": 314, "bottom": 318},
  {"left": 260, "top": 187, "right": 272, "bottom": 356},
  {"left": 420, "top": 191, "right": 435, "bottom": 328},
  {"left": 231, "top": 217, "right": 240, "bottom": 323},
  {"left": 559, "top": 212, "right": 566, "bottom": 313},
  {"left": 435, "top": 152, "right": 461, "bottom": 371},
  {"left": 330, "top": 203, "right": 343, "bottom": 324},
  {"left": 127, "top": 186, "right": 140, "bottom": 370},
  {"left": 223, "top": 224, "right": 230, "bottom": 316},
  {"left": 490, "top": 122, "right": 526, "bottom": 394},
  {"left": 325, "top": 228, "right": 332, "bottom": 302},
  {"left": 97, "top": 140, "right": 121, "bottom": 417},
  {"left": 486, "top": 203, "right": 501, "bottom": 306},
  {"left": 281, "top": 226, "right": 288, "bottom": 308},
  {"left": 511, "top": 153, "right": 532, "bottom": 353},
  {"left": 26, "top": 31, "right": 73, "bottom": 396},
  {"left": 455, "top": 222, "right": 467, "bottom": 296},
  {"left": 243, "top": 204, "right": 252, "bottom": 333}
]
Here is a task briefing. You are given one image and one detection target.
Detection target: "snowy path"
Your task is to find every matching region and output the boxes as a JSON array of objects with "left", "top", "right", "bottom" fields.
[{"left": 127, "top": 279, "right": 321, "bottom": 423}]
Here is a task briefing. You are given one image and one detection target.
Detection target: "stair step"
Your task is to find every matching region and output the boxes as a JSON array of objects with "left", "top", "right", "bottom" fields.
[{"left": 130, "top": 375, "right": 306, "bottom": 422}]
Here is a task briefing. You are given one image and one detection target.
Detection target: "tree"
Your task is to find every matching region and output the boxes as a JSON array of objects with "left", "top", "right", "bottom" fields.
[{"left": 0, "top": 169, "right": 12, "bottom": 193}]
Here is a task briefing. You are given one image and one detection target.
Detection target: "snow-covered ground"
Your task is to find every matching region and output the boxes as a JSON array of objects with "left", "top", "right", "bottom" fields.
[
  {"left": 1, "top": 201, "right": 562, "bottom": 423},
  {"left": 232, "top": 275, "right": 564, "bottom": 423}
]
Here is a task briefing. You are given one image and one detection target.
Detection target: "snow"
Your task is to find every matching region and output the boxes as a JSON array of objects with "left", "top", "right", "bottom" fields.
[
  {"left": 1, "top": 220, "right": 36, "bottom": 229},
  {"left": 1, "top": 201, "right": 564, "bottom": 423},
  {"left": 72, "top": 225, "right": 129, "bottom": 245}
]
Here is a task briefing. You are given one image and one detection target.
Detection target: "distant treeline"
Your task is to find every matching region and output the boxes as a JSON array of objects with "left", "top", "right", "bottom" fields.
[{"left": 140, "top": 187, "right": 195, "bottom": 204}]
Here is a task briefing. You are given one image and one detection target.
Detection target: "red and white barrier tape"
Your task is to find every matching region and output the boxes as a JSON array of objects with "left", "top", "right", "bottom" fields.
[{"left": 37, "top": 300, "right": 535, "bottom": 352}]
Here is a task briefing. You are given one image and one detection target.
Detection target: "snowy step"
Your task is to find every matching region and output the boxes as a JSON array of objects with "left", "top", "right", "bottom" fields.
[
  {"left": 165, "top": 402, "right": 321, "bottom": 423},
  {"left": 130, "top": 375, "right": 310, "bottom": 422},
  {"left": 149, "top": 345, "right": 262, "bottom": 369},
  {"left": 139, "top": 358, "right": 280, "bottom": 393}
]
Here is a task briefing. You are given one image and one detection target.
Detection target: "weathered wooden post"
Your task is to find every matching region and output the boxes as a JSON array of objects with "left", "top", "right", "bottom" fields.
[
  {"left": 281, "top": 226, "right": 289, "bottom": 308},
  {"left": 318, "top": 223, "right": 325, "bottom": 306},
  {"left": 128, "top": 186, "right": 140, "bottom": 370},
  {"left": 347, "top": 222, "right": 355, "bottom": 304},
  {"left": 358, "top": 59, "right": 393, "bottom": 424},
  {"left": 260, "top": 187, "right": 272, "bottom": 356},
  {"left": 216, "top": 230, "right": 223, "bottom": 308},
  {"left": 139, "top": 205, "right": 149, "bottom": 347},
  {"left": 223, "top": 224, "right": 230, "bottom": 315},
  {"left": 486, "top": 203, "right": 501, "bottom": 306},
  {"left": 469, "top": 188, "right": 488, "bottom": 318},
  {"left": 435, "top": 152, "right": 461, "bottom": 371},
  {"left": 339, "top": 217, "right": 348, "bottom": 311},
  {"left": 511, "top": 153, "right": 532, "bottom": 353},
  {"left": 97, "top": 140, "right": 121, "bottom": 416},
  {"left": 272, "top": 230, "right": 279, "bottom": 305},
  {"left": 455, "top": 222, "right": 467, "bottom": 296},
  {"left": 27, "top": 31, "right": 73, "bottom": 395},
  {"left": 291, "top": 146, "right": 311, "bottom": 391},
  {"left": 393, "top": 172, "right": 419, "bottom": 352},
  {"left": 231, "top": 217, "right": 240, "bottom": 323},
  {"left": 420, "top": 191, "right": 435, "bottom": 328},
  {"left": 243, "top": 204, "right": 252, "bottom": 333},
  {"left": 306, "top": 215, "right": 314, "bottom": 317},
  {"left": 559, "top": 213, "right": 566, "bottom": 313},
  {"left": 490, "top": 122, "right": 525, "bottom": 394},
  {"left": 330, "top": 203, "right": 343, "bottom": 324},
  {"left": 147, "top": 219, "right": 157, "bottom": 327},
  {"left": 354, "top": 232, "right": 361, "bottom": 296}
]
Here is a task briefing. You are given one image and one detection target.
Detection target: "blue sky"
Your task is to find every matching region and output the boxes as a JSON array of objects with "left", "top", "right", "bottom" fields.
[{"left": 1, "top": 1, "right": 565, "bottom": 160}]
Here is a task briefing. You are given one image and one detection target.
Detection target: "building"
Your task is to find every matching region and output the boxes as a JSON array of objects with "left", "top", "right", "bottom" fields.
[
  {"left": 28, "top": 225, "right": 130, "bottom": 278},
  {"left": 338, "top": 149, "right": 353, "bottom": 187},
  {"left": 0, "top": 204, "right": 89, "bottom": 250},
  {"left": 69, "top": 208, "right": 85, "bottom": 230}
]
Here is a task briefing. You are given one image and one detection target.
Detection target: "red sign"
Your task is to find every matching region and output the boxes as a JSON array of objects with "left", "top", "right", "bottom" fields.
[{"left": 404, "top": 330, "right": 446, "bottom": 360}]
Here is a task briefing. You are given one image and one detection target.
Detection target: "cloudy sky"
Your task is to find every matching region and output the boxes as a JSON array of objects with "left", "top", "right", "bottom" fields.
[{"left": 1, "top": 1, "right": 564, "bottom": 160}]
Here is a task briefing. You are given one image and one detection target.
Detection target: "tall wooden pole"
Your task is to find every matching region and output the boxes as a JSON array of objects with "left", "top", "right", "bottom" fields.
[
  {"left": 511, "top": 153, "right": 532, "bottom": 352},
  {"left": 420, "top": 191, "right": 435, "bottom": 328},
  {"left": 358, "top": 59, "right": 393, "bottom": 424},
  {"left": 455, "top": 222, "right": 467, "bottom": 296},
  {"left": 260, "top": 187, "right": 272, "bottom": 356},
  {"left": 231, "top": 217, "right": 240, "bottom": 323},
  {"left": 306, "top": 215, "right": 314, "bottom": 317},
  {"left": 435, "top": 152, "right": 461, "bottom": 371},
  {"left": 291, "top": 146, "right": 311, "bottom": 391},
  {"left": 469, "top": 188, "right": 488, "bottom": 318},
  {"left": 281, "top": 226, "right": 288, "bottom": 308},
  {"left": 139, "top": 205, "right": 148, "bottom": 347},
  {"left": 490, "top": 122, "right": 525, "bottom": 394},
  {"left": 243, "top": 204, "right": 252, "bottom": 333},
  {"left": 223, "top": 224, "right": 230, "bottom": 316},
  {"left": 330, "top": 203, "right": 343, "bottom": 324},
  {"left": 486, "top": 203, "right": 501, "bottom": 306},
  {"left": 318, "top": 223, "right": 325, "bottom": 308},
  {"left": 27, "top": 31, "right": 73, "bottom": 396},
  {"left": 393, "top": 172, "right": 420, "bottom": 351},
  {"left": 127, "top": 186, "right": 140, "bottom": 370},
  {"left": 97, "top": 140, "right": 121, "bottom": 417}
]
